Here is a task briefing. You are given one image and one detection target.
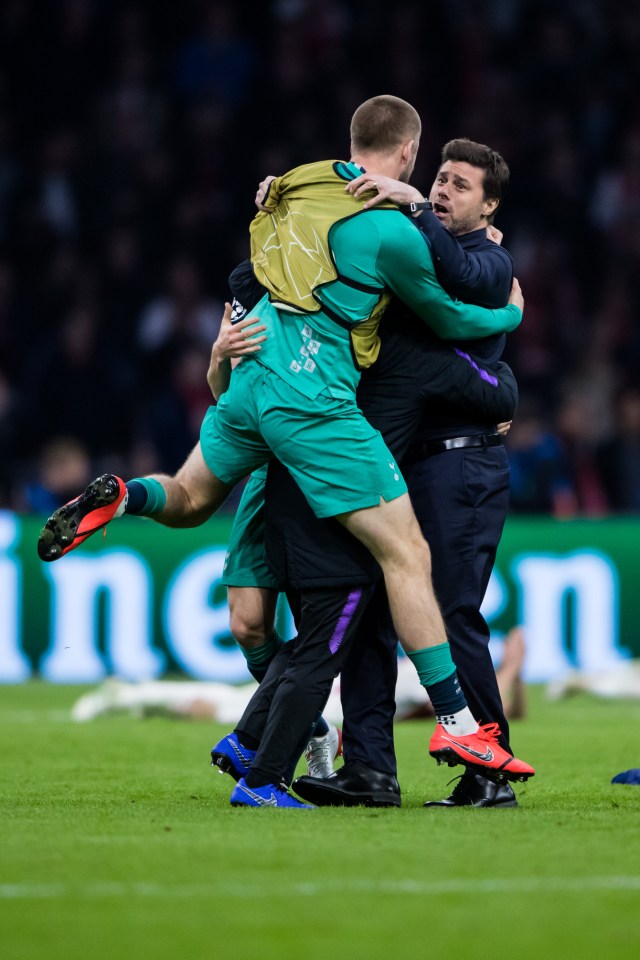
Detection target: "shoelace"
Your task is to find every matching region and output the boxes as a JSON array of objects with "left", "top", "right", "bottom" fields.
[
  {"left": 305, "top": 731, "right": 339, "bottom": 777},
  {"left": 476, "top": 722, "right": 501, "bottom": 742},
  {"left": 445, "top": 774, "right": 467, "bottom": 801},
  {"left": 306, "top": 738, "right": 333, "bottom": 768}
]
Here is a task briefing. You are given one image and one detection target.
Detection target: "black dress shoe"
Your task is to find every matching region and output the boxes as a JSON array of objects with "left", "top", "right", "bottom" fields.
[
  {"left": 293, "top": 761, "right": 401, "bottom": 807},
  {"left": 424, "top": 770, "right": 517, "bottom": 808}
]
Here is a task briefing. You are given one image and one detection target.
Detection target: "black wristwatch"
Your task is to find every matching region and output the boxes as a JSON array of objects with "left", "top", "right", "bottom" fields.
[{"left": 399, "top": 200, "right": 433, "bottom": 216}]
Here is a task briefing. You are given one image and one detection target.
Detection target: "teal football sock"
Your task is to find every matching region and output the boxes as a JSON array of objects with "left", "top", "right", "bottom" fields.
[
  {"left": 242, "top": 631, "right": 283, "bottom": 682},
  {"left": 125, "top": 478, "right": 167, "bottom": 516},
  {"left": 407, "top": 643, "right": 475, "bottom": 730},
  {"left": 407, "top": 642, "right": 458, "bottom": 687}
]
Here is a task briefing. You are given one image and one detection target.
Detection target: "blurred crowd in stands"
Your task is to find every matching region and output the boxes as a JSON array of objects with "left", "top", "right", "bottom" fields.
[{"left": 1, "top": 0, "right": 640, "bottom": 516}]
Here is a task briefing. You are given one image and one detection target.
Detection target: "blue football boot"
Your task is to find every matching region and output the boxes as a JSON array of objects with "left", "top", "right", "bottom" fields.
[
  {"left": 210, "top": 732, "right": 257, "bottom": 781},
  {"left": 230, "top": 778, "right": 315, "bottom": 808}
]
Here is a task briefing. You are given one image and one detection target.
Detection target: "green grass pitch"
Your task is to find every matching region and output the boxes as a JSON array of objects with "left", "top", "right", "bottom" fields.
[{"left": 1, "top": 682, "right": 639, "bottom": 960}]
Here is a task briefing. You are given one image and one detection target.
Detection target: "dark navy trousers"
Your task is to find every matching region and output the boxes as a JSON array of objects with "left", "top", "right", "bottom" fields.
[
  {"left": 236, "top": 584, "right": 373, "bottom": 786},
  {"left": 341, "top": 443, "right": 512, "bottom": 775}
]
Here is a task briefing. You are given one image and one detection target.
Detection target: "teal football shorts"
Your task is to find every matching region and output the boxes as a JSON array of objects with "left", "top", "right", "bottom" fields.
[
  {"left": 221, "top": 467, "right": 277, "bottom": 589},
  {"left": 200, "top": 360, "right": 407, "bottom": 519}
]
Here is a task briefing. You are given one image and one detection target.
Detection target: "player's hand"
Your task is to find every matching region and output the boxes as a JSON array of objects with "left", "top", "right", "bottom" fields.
[
  {"left": 207, "top": 303, "right": 267, "bottom": 399},
  {"left": 210, "top": 303, "right": 267, "bottom": 362},
  {"left": 256, "top": 175, "right": 276, "bottom": 210},
  {"left": 496, "top": 421, "right": 512, "bottom": 436},
  {"left": 486, "top": 225, "right": 503, "bottom": 245},
  {"left": 345, "top": 173, "right": 424, "bottom": 210},
  {"left": 508, "top": 277, "right": 524, "bottom": 312}
]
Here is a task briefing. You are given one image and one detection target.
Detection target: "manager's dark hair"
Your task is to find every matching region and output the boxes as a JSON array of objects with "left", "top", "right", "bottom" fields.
[{"left": 441, "top": 138, "right": 510, "bottom": 219}]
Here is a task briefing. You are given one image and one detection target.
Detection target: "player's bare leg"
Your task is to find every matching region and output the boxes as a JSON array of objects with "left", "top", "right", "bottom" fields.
[
  {"left": 228, "top": 586, "right": 278, "bottom": 652},
  {"left": 338, "top": 494, "right": 446, "bottom": 652},
  {"left": 37, "top": 443, "right": 232, "bottom": 561},
  {"left": 497, "top": 626, "right": 527, "bottom": 720},
  {"left": 140, "top": 443, "right": 233, "bottom": 527},
  {"left": 227, "top": 584, "right": 282, "bottom": 680}
]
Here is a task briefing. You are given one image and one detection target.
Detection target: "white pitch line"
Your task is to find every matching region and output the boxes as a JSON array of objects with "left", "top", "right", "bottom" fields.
[{"left": 2, "top": 877, "right": 640, "bottom": 900}]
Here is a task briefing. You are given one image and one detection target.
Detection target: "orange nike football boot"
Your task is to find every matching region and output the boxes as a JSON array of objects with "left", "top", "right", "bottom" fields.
[
  {"left": 37, "top": 474, "right": 127, "bottom": 562},
  {"left": 429, "top": 722, "right": 535, "bottom": 782}
]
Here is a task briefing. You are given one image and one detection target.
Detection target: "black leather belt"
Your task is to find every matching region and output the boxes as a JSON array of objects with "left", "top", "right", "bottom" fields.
[{"left": 407, "top": 432, "right": 503, "bottom": 460}]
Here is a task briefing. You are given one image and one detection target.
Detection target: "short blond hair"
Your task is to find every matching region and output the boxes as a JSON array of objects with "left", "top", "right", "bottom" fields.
[{"left": 350, "top": 95, "right": 421, "bottom": 155}]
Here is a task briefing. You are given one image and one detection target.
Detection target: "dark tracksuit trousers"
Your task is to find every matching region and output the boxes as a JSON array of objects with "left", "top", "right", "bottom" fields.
[{"left": 236, "top": 584, "right": 374, "bottom": 786}]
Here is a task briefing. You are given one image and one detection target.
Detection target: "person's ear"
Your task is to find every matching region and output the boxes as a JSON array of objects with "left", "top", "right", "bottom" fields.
[{"left": 483, "top": 197, "right": 499, "bottom": 218}]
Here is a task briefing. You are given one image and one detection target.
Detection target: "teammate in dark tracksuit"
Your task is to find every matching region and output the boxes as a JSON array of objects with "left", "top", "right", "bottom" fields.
[{"left": 225, "top": 174, "right": 519, "bottom": 804}]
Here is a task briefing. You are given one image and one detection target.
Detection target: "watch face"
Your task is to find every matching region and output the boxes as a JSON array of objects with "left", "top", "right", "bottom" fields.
[{"left": 409, "top": 201, "right": 432, "bottom": 213}]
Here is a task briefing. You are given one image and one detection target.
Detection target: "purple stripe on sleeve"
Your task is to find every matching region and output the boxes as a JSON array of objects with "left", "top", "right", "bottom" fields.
[
  {"left": 453, "top": 348, "right": 499, "bottom": 387},
  {"left": 329, "top": 589, "right": 363, "bottom": 655}
]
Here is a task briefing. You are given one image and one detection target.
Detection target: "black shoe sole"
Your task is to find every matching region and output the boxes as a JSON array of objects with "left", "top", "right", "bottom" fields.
[
  {"left": 430, "top": 748, "right": 533, "bottom": 783},
  {"left": 293, "top": 779, "right": 401, "bottom": 808},
  {"left": 210, "top": 752, "right": 244, "bottom": 782},
  {"left": 37, "top": 475, "right": 122, "bottom": 562},
  {"left": 423, "top": 798, "right": 518, "bottom": 809}
]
